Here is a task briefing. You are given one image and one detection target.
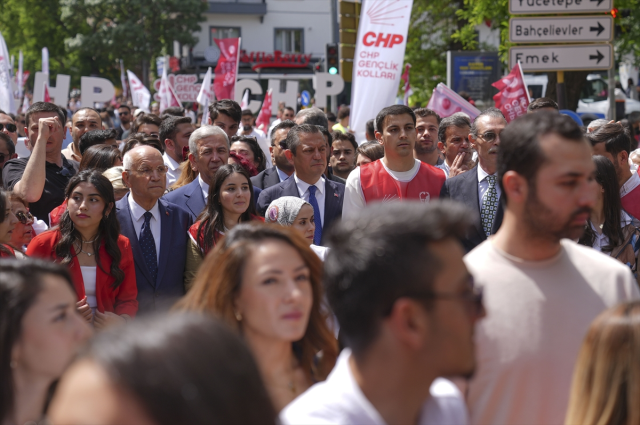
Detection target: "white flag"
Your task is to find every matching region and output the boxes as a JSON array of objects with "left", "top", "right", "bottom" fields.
[
  {"left": 0, "top": 31, "right": 16, "bottom": 113},
  {"left": 21, "top": 93, "right": 29, "bottom": 114},
  {"left": 18, "top": 50, "right": 23, "bottom": 101},
  {"left": 41, "top": 47, "right": 49, "bottom": 77},
  {"left": 126, "top": 70, "right": 150, "bottom": 112},
  {"left": 197, "top": 67, "right": 213, "bottom": 125},
  {"left": 240, "top": 89, "right": 249, "bottom": 110},
  {"left": 158, "top": 56, "right": 171, "bottom": 113}
]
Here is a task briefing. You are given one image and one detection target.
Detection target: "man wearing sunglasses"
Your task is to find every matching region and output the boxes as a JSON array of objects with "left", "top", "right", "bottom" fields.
[
  {"left": 440, "top": 108, "right": 506, "bottom": 252},
  {"left": 282, "top": 201, "right": 482, "bottom": 425},
  {"left": 0, "top": 110, "right": 18, "bottom": 146},
  {"left": 116, "top": 104, "right": 132, "bottom": 140}
]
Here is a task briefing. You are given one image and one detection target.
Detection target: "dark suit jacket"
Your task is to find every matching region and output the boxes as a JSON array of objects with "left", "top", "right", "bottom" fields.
[
  {"left": 256, "top": 176, "right": 345, "bottom": 238},
  {"left": 327, "top": 167, "right": 346, "bottom": 185},
  {"left": 116, "top": 195, "right": 193, "bottom": 314},
  {"left": 251, "top": 166, "right": 282, "bottom": 190},
  {"left": 440, "top": 165, "right": 504, "bottom": 252}
]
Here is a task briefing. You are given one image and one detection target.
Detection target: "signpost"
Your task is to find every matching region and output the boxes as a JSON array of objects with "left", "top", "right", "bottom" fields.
[
  {"left": 509, "top": 44, "right": 613, "bottom": 72},
  {"left": 509, "top": 16, "right": 613, "bottom": 43},
  {"left": 510, "top": 0, "right": 613, "bottom": 15}
]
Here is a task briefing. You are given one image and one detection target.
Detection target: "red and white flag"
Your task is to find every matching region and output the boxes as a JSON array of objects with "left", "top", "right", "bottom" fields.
[
  {"left": 240, "top": 89, "right": 249, "bottom": 109},
  {"left": 21, "top": 93, "right": 29, "bottom": 114},
  {"left": 426, "top": 83, "right": 481, "bottom": 120},
  {"left": 127, "top": 70, "right": 151, "bottom": 111},
  {"left": 158, "top": 58, "right": 181, "bottom": 113},
  {"left": 196, "top": 67, "right": 213, "bottom": 125},
  {"left": 0, "top": 31, "right": 16, "bottom": 113},
  {"left": 213, "top": 38, "right": 241, "bottom": 101},
  {"left": 401, "top": 64, "right": 412, "bottom": 106},
  {"left": 492, "top": 61, "right": 530, "bottom": 123},
  {"left": 43, "top": 83, "right": 51, "bottom": 103},
  {"left": 255, "top": 88, "right": 273, "bottom": 131}
]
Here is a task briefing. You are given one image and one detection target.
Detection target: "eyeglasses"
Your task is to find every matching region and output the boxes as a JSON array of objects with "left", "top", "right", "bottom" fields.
[
  {"left": 477, "top": 130, "right": 502, "bottom": 143},
  {"left": 0, "top": 123, "right": 17, "bottom": 133},
  {"left": 126, "top": 165, "right": 168, "bottom": 177},
  {"left": 15, "top": 211, "right": 34, "bottom": 225}
]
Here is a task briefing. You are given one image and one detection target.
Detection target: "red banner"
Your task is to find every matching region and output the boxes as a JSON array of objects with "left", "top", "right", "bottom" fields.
[
  {"left": 255, "top": 89, "right": 272, "bottom": 131},
  {"left": 213, "top": 38, "right": 240, "bottom": 101},
  {"left": 492, "top": 62, "right": 530, "bottom": 123}
]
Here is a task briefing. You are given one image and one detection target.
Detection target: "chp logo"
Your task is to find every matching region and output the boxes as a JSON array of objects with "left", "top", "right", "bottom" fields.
[{"left": 362, "top": 0, "right": 409, "bottom": 48}]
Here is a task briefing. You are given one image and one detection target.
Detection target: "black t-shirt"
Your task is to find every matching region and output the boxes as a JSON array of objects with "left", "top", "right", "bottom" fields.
[{"left": 2, "top": 156, "right": 78, "bottom": 225}]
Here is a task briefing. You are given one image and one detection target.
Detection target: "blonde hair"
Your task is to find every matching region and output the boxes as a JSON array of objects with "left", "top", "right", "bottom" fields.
[{"left": 565, "top": 301, "right": 640, "bottom": 425}]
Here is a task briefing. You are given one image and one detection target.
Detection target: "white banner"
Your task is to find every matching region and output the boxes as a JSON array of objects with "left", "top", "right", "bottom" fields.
[
  {"left": 350, "top": 0, "right": 413, "bottom": 143},
  {"left": 18, "top": 50, "right": 23, "bottom": 101},
  {"left": 127, "top": 70, "right": 150, "bottom": 112},
  {"left": 0, "top": 31, "right": 16, "bottom": 113},
  {"left": 41, "top": 47, "right": 49, "bottom": 77},
  {"left": 197, "top": 67, "right": 213, "bottom": 125}
]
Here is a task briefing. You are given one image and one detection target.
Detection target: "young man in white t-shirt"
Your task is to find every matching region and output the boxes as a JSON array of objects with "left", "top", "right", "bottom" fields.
[
  {"left": 281, "top": 201, "right": 483, "bottom": 425},
  {"left": 463, "top": 111, "right": 640, "bottom": 425}
]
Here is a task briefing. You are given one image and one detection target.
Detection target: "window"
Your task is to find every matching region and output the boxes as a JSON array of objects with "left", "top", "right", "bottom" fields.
[
  {"left": 274, "top": 29, "right": 303, "bottom": 53},
  {"left": 210, "top": 27, "right": 241, "bottom": 46}
]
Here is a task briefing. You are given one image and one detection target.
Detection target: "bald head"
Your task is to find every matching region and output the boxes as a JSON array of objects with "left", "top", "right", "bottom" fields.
[{"left": 122, "top": 145, "right": 167, "bottom": 206}]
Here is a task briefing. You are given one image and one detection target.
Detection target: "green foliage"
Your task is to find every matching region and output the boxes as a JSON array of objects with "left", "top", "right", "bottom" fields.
[
  {"left": 452, "top": 0, "right": 510, "bottom": 62},
  {"left": 613, "top": 0, "right": 640, "bottom": 65}
]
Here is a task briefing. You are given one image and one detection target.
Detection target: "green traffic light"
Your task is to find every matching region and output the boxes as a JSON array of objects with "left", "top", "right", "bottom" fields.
[{"left": 329, "top": 67, "right": 338, "bottom": 75}]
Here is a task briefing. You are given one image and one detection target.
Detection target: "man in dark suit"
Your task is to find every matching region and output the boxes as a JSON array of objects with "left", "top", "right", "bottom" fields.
[
  {"left": 117, "top": 145, "right": 192, "bottom": 313},
  {"left": 163, "top": 125, "right": 229, "bottom": 221},
  {"left": 257, "top": 124, "right": 344, "bottom": 243},
  {"left": 440, "top": 108, "right": 507, "bottom": 251},
  {"left": 251, "top": 120, "right": 296, "bottom": 190}
]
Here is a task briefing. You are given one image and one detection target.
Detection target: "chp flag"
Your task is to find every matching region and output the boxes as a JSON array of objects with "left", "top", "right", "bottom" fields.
[
  {"left": 426, "top": 83, "right": 481, "bottom": 120},
  {"left": 213, "top": 37, "right": 241, "bottom": 101},
  {"left": 0, "top": 31, "right": 16, "bottom": 113},
  {"left": 158, "top": 57, "right": 182, "bottom": 113},
  {"left": 197, "top": 67, "right": 214, "bottom": 125},
  {"left": 350, "top": 0, "right": 413, "bottom": 142},
  {"left": 255, "top": 89, "right": 273, "bottom": 132},
  {"left": 127, "top": 70, "right": 151, "bottom": 112},
  {"left": 492, "top": 61, "right": 530, "bottom": 123}
]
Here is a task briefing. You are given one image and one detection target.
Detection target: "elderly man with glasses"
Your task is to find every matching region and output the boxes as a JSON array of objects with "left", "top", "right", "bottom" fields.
[{"left": 116, "top": 145, "right": 192, "bottom": 313}]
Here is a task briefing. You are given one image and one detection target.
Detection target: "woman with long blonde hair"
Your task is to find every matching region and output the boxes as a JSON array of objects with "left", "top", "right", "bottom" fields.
[
  {"left": 565, "top": 301, "right": 640, "bottom": 425},
  {"left": 176, "top": 222, "right": 338, "bottom": 412}
]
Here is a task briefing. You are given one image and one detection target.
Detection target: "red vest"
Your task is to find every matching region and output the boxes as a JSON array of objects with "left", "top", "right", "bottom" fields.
[
  {"left": 360, "top": 160, "right": 446, "bottom": 204},
  {"left": 622, "top": 184, "right": 640, "bottom": 221}
]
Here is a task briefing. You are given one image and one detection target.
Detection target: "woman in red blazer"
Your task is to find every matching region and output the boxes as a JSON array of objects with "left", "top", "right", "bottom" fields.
[{"left": 28, "top": 170, "right": 137, "bottom": 328}]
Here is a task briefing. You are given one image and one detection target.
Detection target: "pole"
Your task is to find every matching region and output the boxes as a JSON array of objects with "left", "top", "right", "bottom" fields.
[
  {"left": 608, "top": 62, "right": 616, "bottom": 121},
  {"left": 556, "top": 71, "right": 567, "bottom": 110}
]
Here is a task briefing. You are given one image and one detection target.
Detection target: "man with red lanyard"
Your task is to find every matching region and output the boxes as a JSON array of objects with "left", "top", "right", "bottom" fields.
[{"left": 343, "top": 105, "right": 446, "bottom": 219}]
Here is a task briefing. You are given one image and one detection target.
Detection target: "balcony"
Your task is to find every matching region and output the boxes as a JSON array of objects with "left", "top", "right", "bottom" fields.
[{"left": 208, "top": 0, "right": 267, "bottom": 15}]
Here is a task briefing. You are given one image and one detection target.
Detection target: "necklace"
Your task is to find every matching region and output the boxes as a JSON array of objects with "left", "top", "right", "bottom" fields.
[{"left": 82, "top": 237, "right": 98, "bottom": 244}]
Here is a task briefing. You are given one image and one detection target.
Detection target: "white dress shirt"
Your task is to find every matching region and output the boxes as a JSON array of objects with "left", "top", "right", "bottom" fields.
[
  {"left": 441, "top": 160, "right": 451, "bottom": 178},
  {"left": 163, "top": 152, "right": 181, "bottom": 187},
  {"left": 281, "top": 349, "right": 468, "bottom": 425},
  {"left": 477, "top": 164, "right": 502, "bottom": 213},
  {"left": 621, "top": 171, "right": 640, "bottom": 197},
  {"left": 198, "top": 174, "right": 210, "bottom": 203},
  {"left": 128, "top": 196, "right": 161, "bottom": 262},
  {"left": 294, "top": 174, "right": 325, "bottom": 227},
  {"left": 276, "top": 166, "right": 290, "bottom": 183}
]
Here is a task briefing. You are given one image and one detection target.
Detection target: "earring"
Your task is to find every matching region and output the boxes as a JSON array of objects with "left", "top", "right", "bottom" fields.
[{"left": 234, "top": 311, "right": 242, "bottom": 321}]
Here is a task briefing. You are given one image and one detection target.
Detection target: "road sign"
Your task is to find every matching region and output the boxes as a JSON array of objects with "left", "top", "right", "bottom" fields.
[
  {"left": 509, "top": 0, "right": 613, "bottom": 15},
  {"left": 510, "top": 16, "right": 613, "bottom": 43},
  {"left": 509, "top": 43, "right": 612, "bottom": 72},
  {"left": 300, "top": 90, "right": 311, "bottom": 106}
]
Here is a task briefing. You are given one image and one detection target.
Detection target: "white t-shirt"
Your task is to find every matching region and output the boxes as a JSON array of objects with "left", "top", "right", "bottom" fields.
[
  {"left": 343, "top": 159, "right": 422, "bottom": 220},
  {"left": 310, "top": 244, "right": 329, "bottom": 261},
  {"left": 280, "top": 349, "right": 468, "bottom": 425},
  {"left": 463, "top": 239, "right": 640, "bottom": 425},
  {"left": 80, "top": 266, "right": 97, "bottom": 314}
]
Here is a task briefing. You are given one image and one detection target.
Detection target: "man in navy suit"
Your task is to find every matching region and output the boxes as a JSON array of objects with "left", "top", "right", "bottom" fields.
[
  {"left": 440, "top": 108, "right": 507, "bottom": 252},
  {"left": 117, "top": 145, "right": 192, "bottom": 313},
  {"left": 251, "top": 120, "right": 296, "bottom": 190},
  {"left": 257, "top": 124, "right": 345, "bottom": 243},
  {"left": 163, "top": 125, "right": 229, "bottom": 221}
]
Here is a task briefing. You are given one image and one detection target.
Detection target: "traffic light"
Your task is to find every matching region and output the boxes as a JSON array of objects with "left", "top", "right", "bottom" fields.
[
  {"left": 327, "top": 44, "right": 339, "bottom": 75},
  {"left": 339, "top": 0, "right": 360, "bottom": 82}
]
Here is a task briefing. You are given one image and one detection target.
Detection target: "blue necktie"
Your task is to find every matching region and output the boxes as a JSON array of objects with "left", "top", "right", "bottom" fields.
[
  {"left": 139, "top": 211, "right": 158, "bottom": 283},
  {"left": 308, "top": 185, "right": 323, "bottom": 245}
]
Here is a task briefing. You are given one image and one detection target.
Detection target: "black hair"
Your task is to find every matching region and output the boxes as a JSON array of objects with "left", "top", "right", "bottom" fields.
[
  {"left": 209, "top": 100, "right": 242, "bottom": 124},
  {"left": 587, "top": 122, "right": 633, "bottom": 157},
  {"left": 197, "top": 164, "right": 257, "bottom": 254},
  {"left": 414, "top": 108, "right": 441, "bottom": 124},
  {"left": 375, "top": 105, "right": 416, "bottom": 134},
  {"left": 159, "top": 116, "right": 192, "bottom": 144},
  {"left": 230, "top": 135, "right": 266, "bottom": 172},
  {"left": 0, "top": 133, "right": 15, "bottom": 156},
  {"left": 296, "top": 108, "right": 329, "bottom": 128},
  {"left": 470, "top": 107, "right": 506, "bottom": 138},
  {"left": 269, "top": 120, "right": 296, "bottom": 145},
  {"left": 324, "top": 201, "right": 472, "bottom": 356},
  {"left": 79, "top": 145, "right": 122, "bottom": 173},
  {"left": 357, "top": 141, "right": 384, "bottom": 162},
  {"left": 0, "top": 259, "right": 75, "bottom": 423},
  {"left": 118, "top": 104, "right": 131, "bottom": 112},
  {"left": 578, "top": 155, "right": 624, "bottom": 252},
  {"left": 25, "top": 102, "right": 65, "bottom": 127},
  {"left": 79, "top": 129, "right": 117, "bottom": 155},
  {"left": 241, "top": 109, "right": 253, "bottom": 117},
  {"left": 337, "top": 106, "right": 350, "bottom": 120},
  {"left": 497, "top": 111, "right": 586, "bottom": 200},
  {"left": 437, "top": 113, "right": 471, "bottom": 144},
  {"left": 285, "top": 124, "right": 323, "bottom": 155},
  {"left": 131, "top": 113, "right": 162, "bottom": 133},
  {"left": 365, "top": 119, "right": 376, "bottom": 139},
  {"left": 162, "top": 106, "right": 185, "bottom": 117},
  {"left": 326, "top": 111, "right": 336, "bottom": 122},
  {"left": 527, "top": 97, "right": 559, "bottom": 112},
  {"left": 57, "top": 170, "right": 124, "bottom": 288},
  {"left": 331, "top": 131, "right": 358, "bottom": 151},
  {"left": 78, "top": 313, "right": 277, "bottom": 425}
]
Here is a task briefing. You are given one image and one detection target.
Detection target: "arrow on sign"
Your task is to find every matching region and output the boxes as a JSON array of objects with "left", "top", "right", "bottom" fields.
[
  {"left": 589, "top": 50, "right": 605, "bottom": 64},
  {"left": 590, "top": 0, "right": 605, "bottom": 5},
  {"left": 590, "top": 22, "right": 605, "bottom": 36}
]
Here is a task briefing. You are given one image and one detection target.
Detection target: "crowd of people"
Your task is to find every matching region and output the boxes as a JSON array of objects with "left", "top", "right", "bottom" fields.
[{"left": 1, "top": 94, "right": 640, "bottom": 425}]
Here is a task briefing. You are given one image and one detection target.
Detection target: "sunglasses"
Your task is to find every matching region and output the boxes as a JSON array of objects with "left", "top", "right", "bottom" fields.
[
  {"left": 0, "top": 123, "right": 17, "bottom": 133},
  {"left": 15, "top": 211, "right": 34, "bottom": 225}
]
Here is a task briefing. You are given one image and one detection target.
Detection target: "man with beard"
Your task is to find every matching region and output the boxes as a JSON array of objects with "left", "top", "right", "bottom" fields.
[
  {"left": 440, "top": 108, "right": 506, "bottom": 251},
  {"left": 251, "top": 120, "right": 295, "bottom": 190},
  {"left": 463, "top": 112, "right": 640, "bottom": 425},
  {"left": 116, "top": 105, "right": 133, "bottom": 140},
  {"left": 330, "top": 131, "right": 357, "bottom": 180},
  {"left": 587, "top": 123, "right": 640, "bottom": 220},
  {"left": 437, "top": 113, "right": 475, "bottom": 178},
  {"left": 343, "top": 105, "right": 446, "bottom": 219},
  {"left": 414, "top": 108, "right": 443, "bottom": 166}
]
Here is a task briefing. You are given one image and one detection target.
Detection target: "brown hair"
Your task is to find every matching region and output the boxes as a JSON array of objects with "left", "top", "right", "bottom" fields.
[
  {"left": 176, "top": 223, "right": 338, "bottom": 382},
  {"left": 565, "top": 301, "right": 640, "bottom": 425},
  {"left": 356, "top": 141, "right": 384, "bottom": 162},
  {"left": 131, "top": 113, "right": 162, "bottom": 134},
  {"left": 169, "top": 160, "right": 197, "bottom": 191}
]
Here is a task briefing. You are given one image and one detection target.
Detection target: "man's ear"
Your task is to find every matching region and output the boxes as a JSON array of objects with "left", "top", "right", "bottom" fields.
[
  {"left": 121, "top": 170, "right": 130, "bottom": 188},
  {"left": 375, "top": 131, "right": 383, "bottom": 144},
  {"left": 188, "top": 152, "right": 198, "bottom": 172},
  {"left": 469, "top": 134, "right": 477, "bottom": 151},
  {"left": 437, "top": 141, "right": 446, "bottom": 154},
  {"left": 284, "top": 149, "right": 294, "bottom": 163}
]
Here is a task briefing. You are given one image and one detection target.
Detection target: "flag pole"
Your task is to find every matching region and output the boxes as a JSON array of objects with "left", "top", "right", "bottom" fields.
[{"left": 517, "top": 60, "right": 531, "bottom": 103}]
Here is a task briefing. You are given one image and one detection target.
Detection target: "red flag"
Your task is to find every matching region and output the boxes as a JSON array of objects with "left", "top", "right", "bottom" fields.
[
  {"left": 43, "top": 83, "right": 51, "bottom": 103},
  {"left": 401, "top": 64, "right": 412, "bottom": 106},
  {"left": 255, "top": 89, "right": 272, "bottom": 131},
  {"left": 213, "top": 38, "right": 241, "bottom": 101},
  {"left": 492, "top": 62, "right": 530, "bottom": 123}
]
